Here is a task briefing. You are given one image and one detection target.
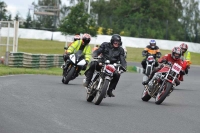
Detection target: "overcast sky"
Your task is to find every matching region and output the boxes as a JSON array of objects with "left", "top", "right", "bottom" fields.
[{"left": 4, "top": 0, "right": 69, "bottom": 19}]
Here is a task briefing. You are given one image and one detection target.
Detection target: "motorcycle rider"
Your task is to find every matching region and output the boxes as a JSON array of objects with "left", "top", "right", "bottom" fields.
[
  {"left": 63, "top": 33, "right": 92, "bottom": 76},
  {"left": 142, "top": 47, "right": 185, "bottom": 87},
  {"left": 179, "top": 43, "right": 191, "bottom": 76},
  {"left": 92, "top": 45, "right": 99, "bottom": 53},
  {"left": 83, "top": 34, "right": 127, "bottom": 97},
  {"left": 64, "top": 34, "right": 81, "bottom": 53},
  {"left": 141, "top": 39, "right": 161, "bottom": 74}
]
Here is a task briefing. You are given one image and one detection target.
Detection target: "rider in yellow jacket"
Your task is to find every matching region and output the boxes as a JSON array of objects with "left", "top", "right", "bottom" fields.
[{"left": 64, "top": 33, "right": 92, "bottom": 69}]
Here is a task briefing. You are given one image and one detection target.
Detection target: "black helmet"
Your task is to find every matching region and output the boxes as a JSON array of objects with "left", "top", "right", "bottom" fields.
[
  {"left": 82, "top": 33, "right": 91, "bottom": 45},
  {"left": 110, "top": 34, "right": 122, "bottom": 46}
]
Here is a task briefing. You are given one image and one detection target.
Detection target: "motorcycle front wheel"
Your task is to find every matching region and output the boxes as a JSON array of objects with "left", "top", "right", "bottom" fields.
[
  {"left": 94, "top": 79, "right": 109, "bottom": 105},
  {"left": 141, "top": 86, "right": 151, "bottom": 101},
  {"left": 63, "top": 66, "right": 76, "bottom": 84},
  {"left": 146, "top": 66, "right": 152, "bottom": 76},
  {"left": 155, "top": 81, "right": 172, "bottom": 105}
]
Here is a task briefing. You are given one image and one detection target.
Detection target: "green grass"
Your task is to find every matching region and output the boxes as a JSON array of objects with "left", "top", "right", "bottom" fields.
[
  {"left": 126, "top": 47, "right": 200, "bottom": 65},
  {"left": 0, "top": 64, "right": 62, "bottom": 76},
  {"left": 0, "top": 38, "right": 200, "bottom": 64},
  {"left": 0, "top": 38, "right": 199, "bottom": 76}
]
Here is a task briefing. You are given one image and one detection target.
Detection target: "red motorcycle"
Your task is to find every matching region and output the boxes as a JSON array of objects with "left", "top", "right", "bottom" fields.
[{"left": 141, "top": 62, "right": 183, "bottom": 104}]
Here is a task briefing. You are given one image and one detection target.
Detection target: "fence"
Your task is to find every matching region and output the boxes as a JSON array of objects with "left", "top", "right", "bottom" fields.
[
  {"left": 8, "top": 52, "right": 63, "bottom": 68},
  {"left": 0, "top": 21, "right": 19, "bottom": 65}
]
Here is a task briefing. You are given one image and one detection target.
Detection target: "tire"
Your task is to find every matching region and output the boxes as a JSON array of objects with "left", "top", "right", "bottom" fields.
[
  {"left": 86, "top": 75, "right": 99, "bottom": 102},
  {"left": 141, "top": 87, "right": 151, "bottom": 101},
  {"left": 63, "top": 66, "right": 76, "bottom": 84},
  {"left": 146, "top": 66, "right": 152, "bottom": 76},
  {"left": 155, "top": 81, "right": 172, "bottom": 105},
  {"left": 86, "top": 93, "right": 95, "bottom": 102},
  {"left": 94, "top": 79, "right": 109, "bottom": 105}
]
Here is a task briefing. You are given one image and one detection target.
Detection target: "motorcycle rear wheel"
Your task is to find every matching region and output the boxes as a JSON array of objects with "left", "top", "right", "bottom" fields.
[
  {"left": 155, "top": 81, "right": 172, "bottom": 105},
  {"left": 94, "top": 79, "right": 109, "bottom": 105}
]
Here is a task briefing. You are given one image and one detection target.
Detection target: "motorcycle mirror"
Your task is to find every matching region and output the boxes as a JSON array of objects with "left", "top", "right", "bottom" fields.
[{"left": 105, "top": 60, "right": 110, "bottom": 64}]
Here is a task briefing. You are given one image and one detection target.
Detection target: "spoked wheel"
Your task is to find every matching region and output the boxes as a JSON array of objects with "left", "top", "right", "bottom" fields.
[
  {"left": 141, "top": 86, "right": 151, "bottom": 101},
  {"left": 155, "top": 81, "right": 172, "bottom": 105},
  {"left": 86, "top": 88, "right": 95, "bottom": 102},
  {"left": 94, "top": 79, "right": 109, "bottom": 105}
]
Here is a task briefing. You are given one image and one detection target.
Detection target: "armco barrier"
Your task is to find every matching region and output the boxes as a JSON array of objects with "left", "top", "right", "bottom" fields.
[
  {"left": 8, "top": 52, "right": 63, "bottom": 68},
  {"left": 132, "top": 66, "right": 143, "bottom": 74}
]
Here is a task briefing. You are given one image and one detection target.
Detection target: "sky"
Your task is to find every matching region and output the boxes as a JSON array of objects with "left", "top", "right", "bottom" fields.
[{"left": 4, "top": 0, "right": 69, "bottom": 19}]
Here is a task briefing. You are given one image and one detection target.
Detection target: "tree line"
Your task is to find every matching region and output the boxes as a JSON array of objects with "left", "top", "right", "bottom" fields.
[{"left": 1, "top": 0, "right": 200, "bottom": 43}]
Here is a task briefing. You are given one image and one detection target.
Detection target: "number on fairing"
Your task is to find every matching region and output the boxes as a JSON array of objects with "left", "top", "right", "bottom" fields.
[{"left": 172, "top": 63, "right": 182, "bottom": 74}]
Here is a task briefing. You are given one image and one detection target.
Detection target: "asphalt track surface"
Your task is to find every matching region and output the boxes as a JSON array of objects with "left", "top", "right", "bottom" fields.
[{"left": 0, "top": 64, "right": 200, "bottom": 133}]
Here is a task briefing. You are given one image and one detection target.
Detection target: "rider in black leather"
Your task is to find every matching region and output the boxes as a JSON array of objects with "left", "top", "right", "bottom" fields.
[{"left": 83, "top": 34, "right": 127, "bottom": 97}]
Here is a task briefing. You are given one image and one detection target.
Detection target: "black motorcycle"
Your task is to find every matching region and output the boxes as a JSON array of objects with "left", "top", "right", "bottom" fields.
[
  {"left": 85, "top": 58, "right": 126, "bottom": 105},
  {"left": 142, "top": 53, "right": 161, "bottom": 83},
  {"left": 62, "top": 50, "right": 86, "bottom": 84}
]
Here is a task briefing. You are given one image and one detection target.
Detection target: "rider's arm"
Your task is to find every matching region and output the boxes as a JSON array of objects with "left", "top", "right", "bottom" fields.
[
  {"left": 156, "top": 49, "right": 161, "bottom": 58},
  {"left": 92, "top": 42, "right": 106, "bottom": 57},
  {"left": 66, "top": 41, "right": 79, "bottom": 54},
  {"left": 119, "top": 48, "right": 127, "bottom": 69},
  {"left": 158, "top": 54, "right": 168, "bottom": 63},
  {"left": 142, "top": 50, "right": 147, "bottom": 56}
]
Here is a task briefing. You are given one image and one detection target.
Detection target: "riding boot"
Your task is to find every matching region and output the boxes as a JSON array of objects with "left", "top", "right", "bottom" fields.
[{"left": 107, "top": 89, "right": 115, "bottom": 97}]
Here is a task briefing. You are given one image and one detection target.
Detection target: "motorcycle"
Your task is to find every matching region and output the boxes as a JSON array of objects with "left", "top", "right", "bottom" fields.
[
  {"left": 142, "top": 53, "right": 160, "bottom": 85},
  {"left": 62, "top": 50, "right": 86, "bottom": 84},
  {"left": 141, "top": 62, "right": 182, "bottom": 105},
  {"left": 85, "top": 58, "right": 126, "bottom": 105}
]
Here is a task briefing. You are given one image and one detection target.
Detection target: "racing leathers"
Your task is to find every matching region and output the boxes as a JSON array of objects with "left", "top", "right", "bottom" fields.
[
  {"left": 143, "top": 54, "right": 185, "bottom": 86},
  {"left": 141, "top": 45, "right": 161, "bottom": 73},
  {"left": 84, "top": 42, "right": 127, "bottom": 97}
]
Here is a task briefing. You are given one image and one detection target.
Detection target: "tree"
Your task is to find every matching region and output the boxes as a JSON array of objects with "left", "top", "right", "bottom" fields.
[
  {"left": 24, "top": 13, "right": 32, "bottom": 28},
  {"left": 90, "top": 0, "right": 191, "bottom": 41},
  {"left": 0, "top": 1, "right": 7, "bottom": 20},
  {"left": 181, "top": 0, "right": 200, "bottom": 42},
  {"left": 58, "top": 2, "right": 97, "bottom": 36}
]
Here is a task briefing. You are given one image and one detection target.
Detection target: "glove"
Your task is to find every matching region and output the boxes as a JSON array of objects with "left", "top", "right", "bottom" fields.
[
  {"left": 63, "top": 53, "right": 70, "bottom": 61},
  {"left": 161, "top": 59, "right": 167, "bottom": 64},
  {"left": 82, "top": 60, "right": 89, "bottom": 70},
  {"left": 185, "top": 68, "right": 188, "bottom": 74},
  {"left": 167, "top": 61, "right": 172, "bottom": 66},
  {"left": 180, "top": 70, "right": 185, "bottom": 75},
  {"left": 86, "top": 60, "right": 89, "bottom": 65}
]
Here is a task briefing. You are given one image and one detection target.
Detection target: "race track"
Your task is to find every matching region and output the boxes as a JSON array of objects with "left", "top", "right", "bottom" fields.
[{"left": 0, "top": 65, "right": 200, "bottom": 133}]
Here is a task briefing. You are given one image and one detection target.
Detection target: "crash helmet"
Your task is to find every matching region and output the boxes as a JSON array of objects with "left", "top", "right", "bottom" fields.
[
  {"left": 73, "top": 34, "right": 81, "bottom": 41},
  {"left": 82, "top": 33, "right": 91, "bottom": 45},
  {"left": 110, "top": 34, "right": 122, "bottom": 47},
  {"left": 180, "top": 43, "right": 188, "bottom": 54},
  {"left": 171, "top": 47, "right": 182, "bottom": 60},
  {"left": 149, "top": 39, "right": 156, "bottom": 49}
]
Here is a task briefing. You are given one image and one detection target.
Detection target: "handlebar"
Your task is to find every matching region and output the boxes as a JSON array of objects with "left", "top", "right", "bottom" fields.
[{"left": 113, "top": 63, "right": 126, "bottom": 72}]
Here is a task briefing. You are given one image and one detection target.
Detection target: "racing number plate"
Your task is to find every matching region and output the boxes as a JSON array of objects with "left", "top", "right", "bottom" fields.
[{"left": 171, "top": 63, "right": 182, "bottom": 74}]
